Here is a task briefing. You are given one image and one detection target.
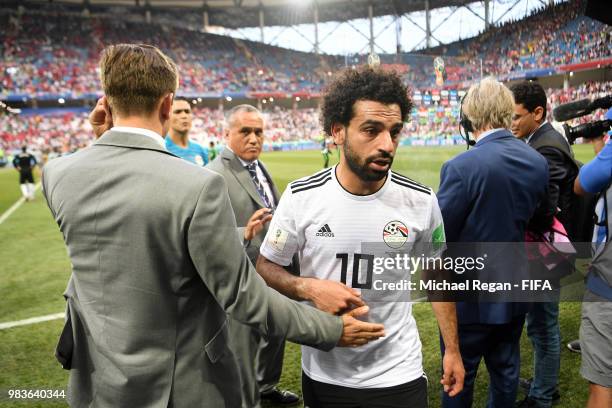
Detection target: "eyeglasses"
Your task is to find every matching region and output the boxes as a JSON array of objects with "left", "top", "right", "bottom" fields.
[{"left": 512, "top": 111, "right": 533, "bottom": 122}]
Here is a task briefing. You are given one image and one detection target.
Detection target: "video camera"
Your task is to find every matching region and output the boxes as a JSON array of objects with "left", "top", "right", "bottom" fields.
[{"left": 553, "top": 95, "right": 611, "bottom": 144}]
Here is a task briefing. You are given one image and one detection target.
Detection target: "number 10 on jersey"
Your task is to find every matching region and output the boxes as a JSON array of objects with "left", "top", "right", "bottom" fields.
[{"left": 336, "top": 253, "right": 374, "bottom": 289}]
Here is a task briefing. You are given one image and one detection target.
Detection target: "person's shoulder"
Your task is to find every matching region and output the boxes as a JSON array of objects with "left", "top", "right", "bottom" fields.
[
  {"left": 205, "top": 155, "right": 226, "bottom": 174},
  {"left": 389, "top": 171, "right": 433, "bottom": 197},
  {"left": 444, "top": 146, "right": 479, "bottom": 169},
  {"left": 188, "top": 140, "right": 206, "bottom": 150},
  {"left": 287, "top": 167, "right": 333, "bottom": 195}
]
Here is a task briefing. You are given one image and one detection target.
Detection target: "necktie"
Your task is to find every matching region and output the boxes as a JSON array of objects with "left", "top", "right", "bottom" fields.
[{"left": 246, "top": 162, "right": 273, "bottom": 208}]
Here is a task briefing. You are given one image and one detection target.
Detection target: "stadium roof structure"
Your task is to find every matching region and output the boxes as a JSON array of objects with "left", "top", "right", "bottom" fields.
[
  {"left": 39, "top": 0, "right": 480, "bottom": 28},
  {"left": 24, "top": 0, "right": 529, "bottom": 53}
]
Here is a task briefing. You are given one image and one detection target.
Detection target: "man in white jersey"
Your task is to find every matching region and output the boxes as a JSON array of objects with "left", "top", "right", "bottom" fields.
[{"left": 257, "top": 67, "right": 464, "bottom": 407}]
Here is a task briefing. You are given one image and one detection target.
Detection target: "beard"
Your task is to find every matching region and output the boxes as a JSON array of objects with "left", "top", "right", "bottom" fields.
[{"left": 343, "top": 136, "right": 394, "bottom": 182}]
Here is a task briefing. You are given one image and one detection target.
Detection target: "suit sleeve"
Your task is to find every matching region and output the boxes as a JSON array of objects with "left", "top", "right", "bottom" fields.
[
  {"left": 187, "top": 172, "right": 342, "bottom": 350},
  {"left": 538, "top": 146, "right": 569, "bottom": 212},
  {"left": 437, "top": 162, "right": 469, "bottom": 242}
]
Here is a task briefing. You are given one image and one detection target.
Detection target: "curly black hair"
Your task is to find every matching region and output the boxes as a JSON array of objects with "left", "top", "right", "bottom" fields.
[
  {"left": 320, "top": 66, "right": 412, "bottom": 136},
  {"left": 509, "top": 80, "right": 548, "bottom": 117}
]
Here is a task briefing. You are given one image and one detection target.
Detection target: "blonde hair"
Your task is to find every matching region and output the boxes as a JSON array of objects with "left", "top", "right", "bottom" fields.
[
  {"left": 463, "top": 77, "right": 515, "bottom": 131},
  {"left": 99, "top": 44, "right": 179, "bottom": 116}
]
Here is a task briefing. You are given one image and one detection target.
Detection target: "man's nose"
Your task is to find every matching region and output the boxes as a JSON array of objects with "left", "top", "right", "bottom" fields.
[
  {"left": 378, "top": 130, "right": 394, "bottom": 153},
  {"left": 247, "top": 132, "right": 259, "bottom": 144}
]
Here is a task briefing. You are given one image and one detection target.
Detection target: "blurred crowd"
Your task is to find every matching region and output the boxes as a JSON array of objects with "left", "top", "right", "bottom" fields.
[
  {"left": 427, "top": 0, "right": 611, "bottom": 84},
  {"left": 1, "top": 0, "right": 610, "bottom": 96},
  {"left": 0, "top": 10, "right": 332, "bottom": 96},
  {"left": 2, "top": 81, "right": 609, "bottom": 160}
]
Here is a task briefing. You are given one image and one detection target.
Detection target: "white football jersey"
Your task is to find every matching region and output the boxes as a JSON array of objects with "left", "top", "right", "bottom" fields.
[{"left": 260, "top": 165, "right": 445, "bottom": 388}]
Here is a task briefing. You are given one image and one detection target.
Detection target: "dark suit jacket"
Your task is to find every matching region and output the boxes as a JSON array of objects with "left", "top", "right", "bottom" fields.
[
  {"left": 437, "top": 129, "right": 548, "bottom": 324},
  {"left": 528, "top": 122, "right": 578, "bottom": 234}
]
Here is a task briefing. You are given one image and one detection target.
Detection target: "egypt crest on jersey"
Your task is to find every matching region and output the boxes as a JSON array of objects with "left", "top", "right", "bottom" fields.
[{"left": 383, "top": 220, "right": 409, "bottom": 248}]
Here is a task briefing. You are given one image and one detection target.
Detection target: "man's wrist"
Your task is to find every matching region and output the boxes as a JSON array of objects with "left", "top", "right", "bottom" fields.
[
  {"left": 444, "top": 345, "right": 460, "bottom": 355},
  {"left": 295, "top": 277, "right": 312, "bottom": 301}
]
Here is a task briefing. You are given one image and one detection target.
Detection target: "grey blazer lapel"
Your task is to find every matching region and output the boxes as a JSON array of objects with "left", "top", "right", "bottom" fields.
[{"left": 222, "top": 149, "right": 266, "bottom": 208}]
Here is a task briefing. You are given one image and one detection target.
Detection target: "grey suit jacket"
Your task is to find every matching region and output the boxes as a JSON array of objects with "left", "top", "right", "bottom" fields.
[
  {"left": 207, "top": 148, "right": 280, "bottom": 265},
  {"left": 42, "top": 130, "right": 342, "bottom": 408}
]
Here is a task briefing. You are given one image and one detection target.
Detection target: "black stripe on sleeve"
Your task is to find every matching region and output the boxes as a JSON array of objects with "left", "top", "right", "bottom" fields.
[
  {"left": 291, "top": 177, "right": 332, "bottom": 194},
  {"left": 391, "top": 178, "right": 431, "bottom": 195},
  {"left": 290, "top": 168, "right": 333, "bottom": 189}
]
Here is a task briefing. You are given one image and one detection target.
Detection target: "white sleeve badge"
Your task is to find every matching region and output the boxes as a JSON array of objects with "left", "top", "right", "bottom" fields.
[{"left": 268, "top": 226, "right": 289, "bottom": 252}]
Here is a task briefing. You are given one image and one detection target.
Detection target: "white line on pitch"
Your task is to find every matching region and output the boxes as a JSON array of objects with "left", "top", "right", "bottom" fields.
[
  {"left": 0, "top": 182, "right": 42, "bottom": 226},
  {"left": 0, "top": 296, "right": 427, "bottom": 331},
  {"left": 0, "top": 312, "right": 65, "bottom": 330}
]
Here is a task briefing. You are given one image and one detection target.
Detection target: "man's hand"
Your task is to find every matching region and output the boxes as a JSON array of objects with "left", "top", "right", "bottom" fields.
[
  {"left": 299, "top": 278, "right": 365, "bottom": 315},
  {"left": 337, "top": 306, "right": 385, "bottom": 347},
  {"left": 591, "top": 134, "right": 606, "bottom": 155},
  {"left": 89, "top": 96, "right": 113, "bottom": 138},
  {"left": 244, "top": 208, "right": 273, "bottom": 241},
  {"left": 441, "top": 349, "right": 465, "bottom": 397}
]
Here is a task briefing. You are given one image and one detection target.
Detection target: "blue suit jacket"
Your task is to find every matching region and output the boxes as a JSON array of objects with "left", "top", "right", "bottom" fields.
[{"left": 437, "top": 129, "right": 548, "bottom": 324}]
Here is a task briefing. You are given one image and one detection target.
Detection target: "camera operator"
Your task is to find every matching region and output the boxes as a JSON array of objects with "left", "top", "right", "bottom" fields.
[{"left": 573, "top": 108, "right": 612, "bottom": 408}]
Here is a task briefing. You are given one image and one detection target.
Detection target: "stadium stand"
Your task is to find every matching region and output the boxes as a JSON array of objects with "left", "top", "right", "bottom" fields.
[
  {"left": 1, "top": 0, "right": 610, "bottom": 98},
  {"left": 3, "top": 82, "right": 610, "bottom": 158},
  {"left": 0, "top": 0, "right": 609, "bottom": 160}
]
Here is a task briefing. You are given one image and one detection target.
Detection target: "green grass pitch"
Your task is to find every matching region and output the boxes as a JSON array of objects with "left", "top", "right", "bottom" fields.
[{"left": 0, "top": 144, "right": 596, "bottom": 407}]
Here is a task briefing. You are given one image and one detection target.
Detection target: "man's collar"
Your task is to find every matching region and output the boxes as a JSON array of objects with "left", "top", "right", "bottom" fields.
[
  {"left": 476, "top": 128, "right": 505, "bottom": 143},
  {"left": 94, "top": 129, "right": 176, "bottom": 157},
  {"left": 526, "top": 121, "right": 548, "bottom": 144},
  {"left": 226, "top": 146, "right": 258, "bottom": 167},
  {"left": 112, "top": 126, "right": 166, "bottom": 148}
]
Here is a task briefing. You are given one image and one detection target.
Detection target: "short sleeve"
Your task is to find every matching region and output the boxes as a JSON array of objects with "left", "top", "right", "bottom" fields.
[
  {"left": 260, "top": 189, "right": 300, "bottom": 266},
  {"left": 421, "top": 193, "right": 447, "bottom": 259},
  {"left": 579, "top": 141, "right": 612, "bottom": 194}
]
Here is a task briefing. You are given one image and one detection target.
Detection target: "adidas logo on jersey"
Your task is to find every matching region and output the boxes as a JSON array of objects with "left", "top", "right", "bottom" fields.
[{"left": 316, "top": 224, "right": 335, "bottom": 237}]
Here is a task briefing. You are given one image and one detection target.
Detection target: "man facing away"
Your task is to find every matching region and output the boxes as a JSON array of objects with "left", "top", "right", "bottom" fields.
[
  {"left": 256, "top": 67, "right": 465, "bottom": 408},
  {"left": 13, "top": 145, "right": 37, "bottom": 201},
  {"left": 207, "top": 105, "right": 301, "bottom": 407},
  {"left": 41, "top": 43, "right": 385, "bottom": 408},
  {"left": 165, "top": 98, "right": 209, "bottom": 166},
  {"left": 437, "top": 77, "right": 548, "bottom": 408}
]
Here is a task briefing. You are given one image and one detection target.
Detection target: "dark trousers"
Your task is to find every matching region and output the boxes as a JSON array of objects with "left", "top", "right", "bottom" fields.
[
  {"left": 302, "top": 371, "right": 427, "bottom": 408},
  {"left": 441, "top": 316, "right": 525, "bottom": 408},
  {"left": 526, "top": 301, "right": 560, "bottom": 408}
]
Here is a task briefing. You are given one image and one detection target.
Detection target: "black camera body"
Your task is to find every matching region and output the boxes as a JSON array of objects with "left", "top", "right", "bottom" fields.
[
  {"left": 564, "top": 120, "right": 612, "bottom": 145},
  {"left": 553, "top": 95, "right": 611, "bottom": 145}
]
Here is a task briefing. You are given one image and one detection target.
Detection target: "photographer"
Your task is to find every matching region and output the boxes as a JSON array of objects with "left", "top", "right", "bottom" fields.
[{"left": 573, "top": 109, "right": 612, "bottom": 408}]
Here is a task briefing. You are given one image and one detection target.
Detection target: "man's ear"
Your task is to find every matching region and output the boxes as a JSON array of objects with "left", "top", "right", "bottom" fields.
[
  {"left": 534, "top": 106, "right": 545, "bottom": 123},
  {"left": 160, "top": 93, "right": 173, "bottom": 122},
  {"left": 331, "top": 123, "right": 345, "bottom": 146}
]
